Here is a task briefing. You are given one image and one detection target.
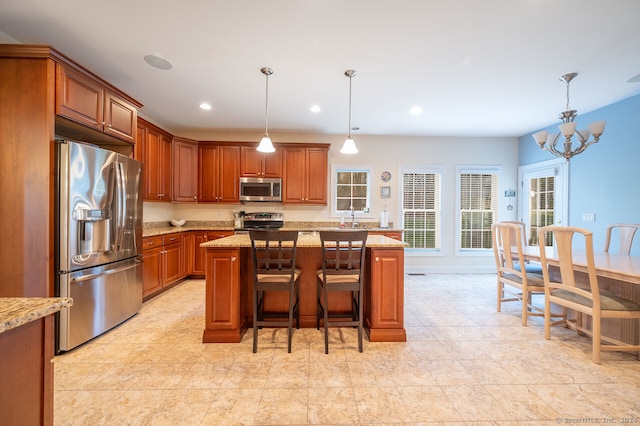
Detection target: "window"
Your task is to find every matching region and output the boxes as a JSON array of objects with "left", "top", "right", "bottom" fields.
[
  {"left": 457, "top": 167, "right": 500, "bottom": 251},
  {"left": 401, "top": 168, "right": 441, "bottom": 249},
  {"left": 528, "top": 176, "right": 555, "bottom": 246},
  {"left": 332, "top": 167, "right": 371, "bottom": 215}
]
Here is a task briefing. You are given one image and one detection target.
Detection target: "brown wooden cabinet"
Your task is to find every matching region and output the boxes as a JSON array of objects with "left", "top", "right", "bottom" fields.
[
  {"left": 366, "top": 248, "right": 406, "bottom": 342},
  {"left": 282, "top": 144, "right": 329, "bottom": 204},
  {"left": 142, "top": 235, "right": 163, "bottom": 298},
  {"left": 240, "top": 146, "right": 282, "bottom": 178},
  {"left": 198, "top": 143, "right": 240, "bottom": 203},
  {"left": 162, "top": 233, "right": 183, "bottom": 286},
  {"left": 193, "top": 230, "right": 234, "bottom": 276},
  {"left": 182, "top": 231, "right": 195, "bottom": 277},
  {"left": 140, "top": 119, "right": 172, "bottom": 201},
  {"left": 173, "top": 137, "right": 199, "bottom": 202},
  {"left": 56, "top": 64, "right": 137, "bottom": 143},
  {"left": 203, "top": 248, "right": 242, "bottom": 343},
  {"left": 142, "top": 233, "right": 183, "bottom": 299}
]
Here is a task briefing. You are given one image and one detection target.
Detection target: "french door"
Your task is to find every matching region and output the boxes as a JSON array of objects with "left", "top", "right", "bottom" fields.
[{"left": 517, "top": 158, "right": 568, "bottom": 247}]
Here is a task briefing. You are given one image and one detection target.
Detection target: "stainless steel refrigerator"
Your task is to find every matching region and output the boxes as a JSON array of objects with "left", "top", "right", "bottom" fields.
[{"left": 55, "top": 139, "right": 143, "bottom": 352}]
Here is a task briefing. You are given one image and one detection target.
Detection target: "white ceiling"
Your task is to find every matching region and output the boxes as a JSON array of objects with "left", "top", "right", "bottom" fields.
[{"left": 1, "top": 0, "right": 639, "bottom": 138}]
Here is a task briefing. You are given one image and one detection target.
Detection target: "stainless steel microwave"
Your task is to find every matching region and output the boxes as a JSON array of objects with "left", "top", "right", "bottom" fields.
[{"left": 239, "top": 177, "right": 282, "bottom": 202}]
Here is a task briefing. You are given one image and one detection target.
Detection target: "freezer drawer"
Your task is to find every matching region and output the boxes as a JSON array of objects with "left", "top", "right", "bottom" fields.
[{"left": 57, "top": 257, "right": 142, "bottom": 352}]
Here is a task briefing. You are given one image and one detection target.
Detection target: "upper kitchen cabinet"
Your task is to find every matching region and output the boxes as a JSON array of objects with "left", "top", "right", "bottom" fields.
[
  {"left": 56, "top": 63, "right": 138, "bottom": 144},
  {"left": 199, "top": 143, "right": 240, "bottom": 203},
  {"left": 172, "top": 137, "right": 199, "bottom": 203},
  {"left": 282, "top": 144, "right": 329, "bottom": 204},
  {"left": 139, "top": 118, "right": 172, "bottom": 201},
  {"left": 240, "top": 146, "right": 282, "bottom": 178}
]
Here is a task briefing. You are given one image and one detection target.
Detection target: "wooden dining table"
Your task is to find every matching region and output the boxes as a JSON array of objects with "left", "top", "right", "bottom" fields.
[
  {"left": 521, "top": 246, "right": 640, "bottom": 285},
  {"left": 520, "top": 245, "right": 640, "bottom": 344}
]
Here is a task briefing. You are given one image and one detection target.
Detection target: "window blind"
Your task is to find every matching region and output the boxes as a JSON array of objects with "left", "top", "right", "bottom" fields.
[{"left": 402, "top": 171, "right": 441, "bottom": 249}]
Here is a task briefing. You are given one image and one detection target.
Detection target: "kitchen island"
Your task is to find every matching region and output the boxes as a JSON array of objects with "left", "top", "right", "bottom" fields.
[{"left": 201, "top": 232, "right": 408, "bottom": 344}]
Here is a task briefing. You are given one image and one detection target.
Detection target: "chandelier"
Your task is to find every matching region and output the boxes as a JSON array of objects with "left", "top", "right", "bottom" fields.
[{"left": 532, "top": 72, "right": 605, "bottom": 160}]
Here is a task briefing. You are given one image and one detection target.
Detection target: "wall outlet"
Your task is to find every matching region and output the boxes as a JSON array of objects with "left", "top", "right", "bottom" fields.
[{"left": 582, "top": 213, "right": 596, "bottom": 222}]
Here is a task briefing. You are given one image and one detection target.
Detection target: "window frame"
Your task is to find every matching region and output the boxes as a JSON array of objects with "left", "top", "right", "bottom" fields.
[
  {"left": 400, "top": 166, "right": 443, "bottom": 255},
  {"left": 331, "top": 164, "right": 373, "bottom": 218},
  {"left": 455, "top": 165, "right": 502, "bottom": 256}
]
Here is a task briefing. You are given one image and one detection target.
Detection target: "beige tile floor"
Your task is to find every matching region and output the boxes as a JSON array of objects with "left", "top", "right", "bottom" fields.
[{"left": 53, "top": 274, "right": 640, "bottom": 425}]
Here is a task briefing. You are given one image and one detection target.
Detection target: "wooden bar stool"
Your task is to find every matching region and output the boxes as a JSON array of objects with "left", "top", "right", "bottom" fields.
[
  {"left": 316, "top": 230, "right": 367, "bottom": 354},
  {"left": 250, "top": 230, "right": 300, "bottom": 353}
]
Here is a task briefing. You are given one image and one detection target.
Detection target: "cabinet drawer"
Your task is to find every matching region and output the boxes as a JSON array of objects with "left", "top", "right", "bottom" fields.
[
  {"left": 163, "top": 233, "right": 182, "bottom": 245},
  {"left": 142, "top": 235, "right": 163, "bottom": 251}
]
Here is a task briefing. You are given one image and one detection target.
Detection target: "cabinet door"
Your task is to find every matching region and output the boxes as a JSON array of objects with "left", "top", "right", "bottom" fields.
[
  {"left": 142, "top": 247, "right": 162, "bottom": 298},
  {"left": 241, "top": 147, "right": 282, "bottom": 178},
  {"left": 282, "top": 146, "right": 306, "bottom": 203},
  {"left": 182, "top": 232, "right": 194, "bottom": 277},
  {"left": 204, "top": 249, "right": 240, "bottom": 331},
  {"left": 163, "top": 243, "right": 182, "bottom": 286},
  {"left": 161, "top": 133, "right": 172, "bottom": 201},
  {"left": 192, "top": 231, "right": 209, "bottom": 275},
  {"left": 144, "top": 127, "right": 163, "bottom": 201},
  {"left": 173, "top": 138, "right": 198, "bottom": 202},
  {"left": 368, "top": 249, "right": 404, "bottom": 330},
  {"left": 305, "top": 147, "right": 328, "bottom": 204},
  {"left": 103, "top": 92, "right": 137, "bottom": 143},
  {"left": 134, "top": 122, "right": 145, "bottom": 164},
  {"left": 55, "top": 64, "right": 103, "bottom": 132},
  {"left": 198, "top": 145, "right": 218, "bottom": 202},
  {"left": 217, "top": 145, "right": 240, "bottom": 203},
  {"left": 262, "top": 149, "right": 282, "bottom": 178},
  {"left": 240, "top": 146, "right": 262, "bottom": 177}
]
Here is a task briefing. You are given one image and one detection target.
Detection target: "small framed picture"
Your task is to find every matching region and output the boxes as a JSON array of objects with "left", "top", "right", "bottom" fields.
[{"left": 380, "top": 186, "right": 391, "bottom": 199}]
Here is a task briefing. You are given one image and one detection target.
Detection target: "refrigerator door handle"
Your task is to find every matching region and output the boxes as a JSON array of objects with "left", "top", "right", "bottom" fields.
[
  {"left": 115, "top": 161, "right": 126, "bottom": 252},
  {"left": 70, "top": 261, "right": 141, "bottom": 283}
]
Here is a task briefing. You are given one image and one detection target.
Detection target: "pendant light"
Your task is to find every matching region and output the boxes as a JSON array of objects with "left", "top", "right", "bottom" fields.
[
  {"left": 257, "top": 67, "right": 276, "bottom": 153},
  {"left": 341, "top": 69, "right": 358, "bottom": 154}
]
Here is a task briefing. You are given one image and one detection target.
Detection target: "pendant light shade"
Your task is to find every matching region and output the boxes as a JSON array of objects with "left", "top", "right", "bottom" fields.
[
  {"left": 341, "top": 69, "right": 358, "bottom": 154},
  {"left": 257, "top": 67, "right": 276, "bottom": 153}
]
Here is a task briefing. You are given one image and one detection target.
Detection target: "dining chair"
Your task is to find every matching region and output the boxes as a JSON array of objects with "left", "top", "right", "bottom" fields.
[
  {"left": 316, "top": 230, "right": 368, "bottom": 354},
  {"left": 492, "top": 222, "right": 546, "bottom": 326},
  {"left": 497, "top": 221, "right": 543, "bottom": 274},
  {"left": 604, "top": 223, "right": 640, "bottom": 255},
  {"left": 249, "top": 230, "right": 301, "bottom": 353},
  {"left": 538, "top": 225, "right": 640, "bottom": 364}
]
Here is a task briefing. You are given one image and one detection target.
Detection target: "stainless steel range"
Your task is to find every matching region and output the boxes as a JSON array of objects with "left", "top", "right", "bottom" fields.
[{"left": 235, "top": 212, "right": 284, "bottom": 233}]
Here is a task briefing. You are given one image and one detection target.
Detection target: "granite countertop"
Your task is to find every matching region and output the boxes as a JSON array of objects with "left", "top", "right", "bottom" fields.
[
  {"left": 143, "top": 221, "right": 402, "bottom": 238},
  {"left": 200, "top": 233, "right": 409, "bottom": 248},
  {"left": 0, "top": 297, "right": 73, "bottom": 334}
]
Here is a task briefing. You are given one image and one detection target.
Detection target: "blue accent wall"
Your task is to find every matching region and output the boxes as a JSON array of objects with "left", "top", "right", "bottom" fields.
[{"left": 519, "top": 94, "right": 640, "bottom": 255}]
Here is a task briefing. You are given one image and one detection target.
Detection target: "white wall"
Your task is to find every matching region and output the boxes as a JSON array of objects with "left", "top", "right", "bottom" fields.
[{"left": 146, "top": 130, "right": 519, "bottom": 272}]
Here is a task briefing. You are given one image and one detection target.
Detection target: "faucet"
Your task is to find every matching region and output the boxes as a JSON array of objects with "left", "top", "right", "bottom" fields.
[{"left": 350, "top": 206, "right": 359, "bottom": 228}]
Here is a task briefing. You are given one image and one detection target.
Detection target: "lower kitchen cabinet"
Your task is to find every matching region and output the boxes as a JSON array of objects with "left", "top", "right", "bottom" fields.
[{"left": 142, "top": 233, "right": 183, "bottom": 300}]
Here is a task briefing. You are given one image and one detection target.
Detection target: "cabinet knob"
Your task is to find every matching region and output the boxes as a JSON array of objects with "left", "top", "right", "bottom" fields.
[
  {"left": 193, "top": 196, "right": 197, "bottom": 200},
  {"left": 375, "top": 257, "right": 379, "bottom": 261},
  {"left": 231, "top": 256, "right": 237, "bottom": 261},
  {"left": 107, "top": 124, "right": 112, "bottom": 128}
]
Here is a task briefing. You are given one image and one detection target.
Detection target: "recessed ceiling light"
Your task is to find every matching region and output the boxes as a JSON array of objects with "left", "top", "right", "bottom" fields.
[
  {"left": 199, "top": 103, "right": 212, "bottom": 110},
  {"left": 310, "top": 105, "right": 321, "bottom": 113},
  {"left": 144, "top": 54, "right": 173, "bottom": 70},
  {"left": 410, "top": 106, "right": 423, "bottom": 116}
]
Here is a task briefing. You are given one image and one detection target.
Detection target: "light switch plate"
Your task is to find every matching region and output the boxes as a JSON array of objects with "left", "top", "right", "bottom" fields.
[{"left": 582, "top": 213, "right": 595, "bottom": 222}]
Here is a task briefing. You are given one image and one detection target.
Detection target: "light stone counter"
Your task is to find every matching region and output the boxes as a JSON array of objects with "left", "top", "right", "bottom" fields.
[
  {"left": 200, "top": 232, "right": 408, "bottom": 248},
  {"left": 143, "top": 221, "right": 402, "bottom": 238},
  {"left": 0, "top": 297, "right": 73, "bottom": 334}
]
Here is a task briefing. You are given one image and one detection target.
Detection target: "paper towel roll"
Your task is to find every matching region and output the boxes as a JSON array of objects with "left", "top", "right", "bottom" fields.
[{"left": 379, "top": 211, "right": 389, "bottom": 228}]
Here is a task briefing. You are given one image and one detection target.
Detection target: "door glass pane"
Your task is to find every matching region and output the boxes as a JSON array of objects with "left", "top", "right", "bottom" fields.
[{"left": 528, "top": 176, "right": 555, "bottom": 246}]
